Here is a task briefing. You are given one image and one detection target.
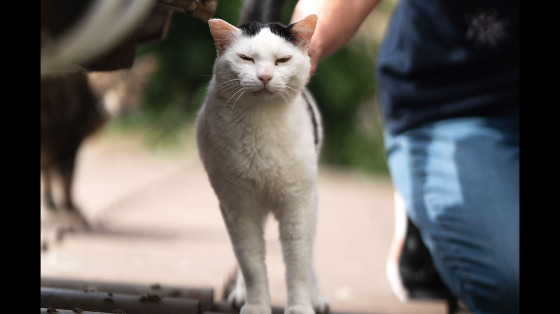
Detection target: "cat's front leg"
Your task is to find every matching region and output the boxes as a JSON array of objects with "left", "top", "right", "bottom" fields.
[
  {"left": 310, "top": 266, "right": 329, "bottom": 313},
  {"left": 220, "top": 202, "right": 271, "bottom": 314},
  {"left": 278, "top": 198, "right": 319, "bottom": 314}
]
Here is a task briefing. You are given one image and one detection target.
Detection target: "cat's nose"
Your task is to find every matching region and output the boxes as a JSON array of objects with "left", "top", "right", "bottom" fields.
[{"left": 258, "top": 74, "right": 273, "bottom": 85}]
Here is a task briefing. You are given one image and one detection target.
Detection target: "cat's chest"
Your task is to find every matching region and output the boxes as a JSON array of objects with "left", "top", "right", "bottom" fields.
[
  {"left": 228, "top": 108, "right": 302, "bottom": 161},
  {"left": 207, "top": 103, "right": 315, "bottom": 177}
]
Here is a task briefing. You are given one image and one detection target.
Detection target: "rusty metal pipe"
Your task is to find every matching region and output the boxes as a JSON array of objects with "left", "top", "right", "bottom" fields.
[
  {"left": 41, "top": 277, "right": 213, "bottom": 312},
  {"left": 41, "top": 308, "right": 113, "bottom": 314},
  {"left": 41, "top": 287, "right": 199, "bottom": 314}
]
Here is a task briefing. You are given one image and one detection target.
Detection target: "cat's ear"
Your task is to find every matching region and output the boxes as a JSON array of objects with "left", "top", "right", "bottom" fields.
[
  {"left": 289, "top": 14, "right": 318, "bottom": 50},
  {"left": 208, "top": 19, "right": 241, "bottom": 54}
]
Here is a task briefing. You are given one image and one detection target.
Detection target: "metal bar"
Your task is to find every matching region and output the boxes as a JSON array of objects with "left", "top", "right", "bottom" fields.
[
  {"left": 41, "top": 287, "right": 199, "bottom": 314},
  {"left": 41, "top": 308, "right": 113, "bottom": 314},
  {"left": 41, "top": 277, "right": 213, "bottom": 312}
]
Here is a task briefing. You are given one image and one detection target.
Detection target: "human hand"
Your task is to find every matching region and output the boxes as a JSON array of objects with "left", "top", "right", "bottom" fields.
[
  {"left": 307, "top": 45, "right": 319, "bottom": 84},
  {"left": 192, "top": 0, "right": 218, "bottom": 21}
]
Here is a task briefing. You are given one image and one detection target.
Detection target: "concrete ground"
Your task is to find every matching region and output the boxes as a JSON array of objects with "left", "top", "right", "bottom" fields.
[{"left": 40, "top": 133, "right": 451, "bottom": 314}]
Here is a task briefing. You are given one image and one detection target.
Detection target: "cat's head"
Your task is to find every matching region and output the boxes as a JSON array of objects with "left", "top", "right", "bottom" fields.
[{"left": 208, "top": 14, "right": 317, "bottom": 103}]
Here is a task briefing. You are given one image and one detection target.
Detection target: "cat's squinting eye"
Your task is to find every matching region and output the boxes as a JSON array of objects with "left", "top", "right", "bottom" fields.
[
  {"left": 238, "top": 54, "right": 254, "bottom": 63},
  {"left": 275, "top": 57, "right": 292, "bottom": 65}
]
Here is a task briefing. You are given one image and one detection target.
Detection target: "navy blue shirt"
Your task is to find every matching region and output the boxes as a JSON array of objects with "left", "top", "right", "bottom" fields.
[{"left": 376, "top": 0, "right": 519, "bottom": 134}]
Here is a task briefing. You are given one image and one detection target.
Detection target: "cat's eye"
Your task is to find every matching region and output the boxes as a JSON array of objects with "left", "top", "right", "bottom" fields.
[
  {"left": 275, "top": 57, "right": 292, "bottom": 65},
  {"left": 238, "top": 54, "right": 254, "bottom": 63}
]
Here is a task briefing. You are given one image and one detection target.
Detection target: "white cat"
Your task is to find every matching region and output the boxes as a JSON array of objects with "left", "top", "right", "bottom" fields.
[{"left": 195, "top": 14, "right": 329, "bottom": 314}]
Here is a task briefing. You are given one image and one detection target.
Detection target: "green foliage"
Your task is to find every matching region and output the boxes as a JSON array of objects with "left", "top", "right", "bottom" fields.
[
  {"left": 115, "top": 1, "right": 243, "bottom": 149},
  {"left": 309, "top": 42, "right": 388, "bottom": 175},
  {"left": 114, "top": 0, "right": 388, "bottom": 175}
]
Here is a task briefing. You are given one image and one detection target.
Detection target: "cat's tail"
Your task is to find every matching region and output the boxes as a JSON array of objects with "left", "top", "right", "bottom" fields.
[{"left": 238, "top": 0, "right": 288, "bottom": 25}]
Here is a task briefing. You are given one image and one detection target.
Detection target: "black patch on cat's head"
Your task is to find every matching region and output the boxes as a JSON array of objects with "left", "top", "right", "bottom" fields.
[
  {"left": 238, "top": 22, "right": 297, "bottom": 46},
  {"left": 238, "top": 22, "right": 265, "bottom": 37}
]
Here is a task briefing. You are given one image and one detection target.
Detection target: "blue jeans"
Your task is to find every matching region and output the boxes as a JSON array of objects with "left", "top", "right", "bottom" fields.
[{"left": 384, "top": 116, "right": 519, "bottom": 314}]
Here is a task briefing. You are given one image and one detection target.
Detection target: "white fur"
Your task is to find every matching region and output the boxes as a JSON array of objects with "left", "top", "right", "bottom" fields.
[{"left": 196, "top": 20, "right": 327, "bottom": 314}]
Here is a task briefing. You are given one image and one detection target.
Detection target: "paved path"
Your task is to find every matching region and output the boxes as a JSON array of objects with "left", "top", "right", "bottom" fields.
[{"left": 41, "top": 134, "right": 449, "bottom": 313}]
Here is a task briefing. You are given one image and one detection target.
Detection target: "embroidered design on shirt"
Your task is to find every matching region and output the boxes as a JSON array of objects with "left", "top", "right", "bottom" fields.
[{"left": 465, "top": 8, "right": 510, "bottom": 49}]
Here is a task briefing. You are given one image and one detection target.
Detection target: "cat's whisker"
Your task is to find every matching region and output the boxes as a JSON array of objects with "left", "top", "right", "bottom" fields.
[
  {"left": 220, "top": 91, "right": 238, "bottom": 109},
  {"left": 217, "top": 80, "right": 241, "bottom": 92},
  {"left": 229, "top": 88, "right": 246, "bottom": 112},
  {"left": 281, "top": 90, "right": 296, "bottom": 104},
  {"left": 285, "top": 82, "right": 302, "bottom": 90},
  {"left": 218, "top": 79, "right": 242, "bottom": 90},
  {"left": 217, "top": 78, "right": 242, "bottom": 86},
  {"left": 219, "top": 83, "right": 241, "bottom": 97},
  {"left": 218, "top": 81, "right": 240, "bottom": 89},
  {"left": 219, "top": 85, "right": 241, "bottom": 109},
  {"left": 285, "top": 85, "right": 304, "bottom": 96},
  {"left": 284, "top": 85, "right": 300, "bottom": 93},
  {"left": 218, "top": 81, "right": 244, "bottom": 101},
  {"left": 281, "top": 87, "right": 298, "bottom": 103},
  {"left": 279, "top": 91, "right": 289, "bottom": 103},
  {"left": 226, "top": 87, "right": 246, "bottom": 111},
  {"left": 280, "top": 89, "right": 289, "bottom": 101}
]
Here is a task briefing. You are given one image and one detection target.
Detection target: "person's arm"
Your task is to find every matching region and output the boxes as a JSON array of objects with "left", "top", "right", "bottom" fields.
[{"left": 290, "top": 0, "right": 380, "bottom": 80}]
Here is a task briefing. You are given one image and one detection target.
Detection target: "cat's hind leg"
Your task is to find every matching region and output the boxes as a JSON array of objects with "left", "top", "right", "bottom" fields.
[
  {"left": 58, "top": 149, "right": 90, "bottom": 229},
  {"left": 58, "top": 151, "right": 78, "bottom": 212},
  {"left": 227, "top": 268, "right": 246, "bottom": 308},
  {"left": 42, "top": 167, "right": 57, "bottom": 210}
]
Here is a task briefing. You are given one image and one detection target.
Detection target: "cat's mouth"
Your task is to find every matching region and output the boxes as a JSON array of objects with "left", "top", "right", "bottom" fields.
[{"left": 253, "top": 88, "right": 274, "bottom": 96}]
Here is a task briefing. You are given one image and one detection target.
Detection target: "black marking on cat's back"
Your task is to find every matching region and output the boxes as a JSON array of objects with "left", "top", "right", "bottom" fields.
[
  {"left": 239, "top": 22, "right": 297, "bottom": 46},
  {"left": 302, "top": 90, "right": 320, "bottom": 150}
]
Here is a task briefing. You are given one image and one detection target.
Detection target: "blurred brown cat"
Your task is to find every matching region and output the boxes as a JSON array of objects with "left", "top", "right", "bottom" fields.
[
  {"left": 40, "top": 55, "right": 156, "bottom": 227},
  {"left": 41, "top": 70, "right": 106, "bottom": 227}
]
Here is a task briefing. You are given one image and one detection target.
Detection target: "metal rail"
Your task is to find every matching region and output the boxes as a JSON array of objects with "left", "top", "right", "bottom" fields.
[{"left": 41, "top": 277, "right": 214, "bottom": 312}]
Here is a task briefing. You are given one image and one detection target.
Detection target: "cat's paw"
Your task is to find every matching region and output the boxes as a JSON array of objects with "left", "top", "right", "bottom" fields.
[
  {"left": 240, "top": 304, "right": 271, "bottom": 314},
  {"left": 311, "top": 295, "right": 330, "bottom": 314},
  {"left": 284, "top": 305, "right": 315, "bottom": 314},
  {"left": 227, "top": 288, "right": 246, "bottom": 309}
]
